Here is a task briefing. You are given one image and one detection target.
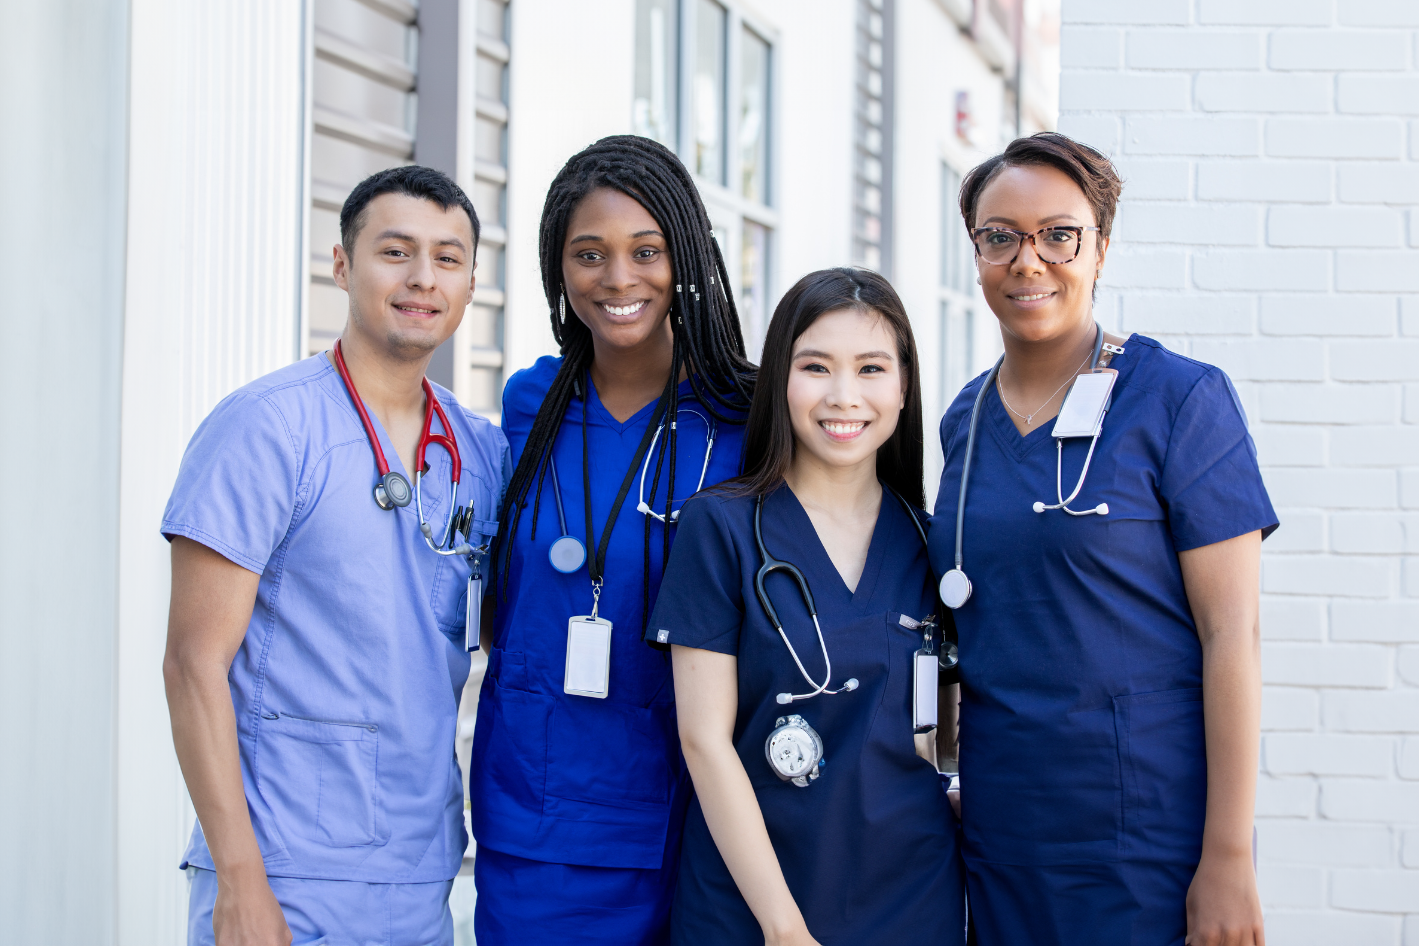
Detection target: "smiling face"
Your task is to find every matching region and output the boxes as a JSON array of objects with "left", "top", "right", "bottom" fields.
[
  {"left": 562, "top": 187, "right": 675, "bottom": 354},
  {"left": 972, "top": 163, "right": 1109, "bottom": 345},
  {"left": 786, "top": 307, "right": 906, "bottom": 477},
  {"left": 333, "top": 192, "right": 476, "bottom": 360}
]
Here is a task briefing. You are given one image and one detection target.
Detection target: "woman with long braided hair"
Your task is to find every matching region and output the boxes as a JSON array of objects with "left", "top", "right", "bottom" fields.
[{"left": 469, "top": 136, "right": 754, "bottom": 944}]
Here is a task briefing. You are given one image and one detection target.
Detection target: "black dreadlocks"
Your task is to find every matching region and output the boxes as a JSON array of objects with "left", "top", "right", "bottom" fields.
[{"left": 494, "top": 135, "right": 756, "bottom": 629}]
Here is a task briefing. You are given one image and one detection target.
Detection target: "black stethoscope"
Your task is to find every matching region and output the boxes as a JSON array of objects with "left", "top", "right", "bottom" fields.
[
  {"left": 331, "top": 339, "right": 477, "bottom": 557},
  {"left": 754, "top": 487, "right": 954, "bottom": 705},
  {"left": 543, "top": 406, "right": 717, "bottom": 574},
  {"left": 937, "top": 323, "right": 1120, "bottom": 609}
]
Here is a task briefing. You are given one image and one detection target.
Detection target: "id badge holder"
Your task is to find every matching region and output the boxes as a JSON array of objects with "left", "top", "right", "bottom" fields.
[
  {"left": 464, "top": 552, "right": 485, "bottom": 652},
  {"left": 564, "top": 616, "right": 612, "bottom": 699},
  {"left": 1052, "top": 368, "right": 1118, "bottom": 439},
  {"left": 911, "top": 616, "right": 939, "bottom": 734}
]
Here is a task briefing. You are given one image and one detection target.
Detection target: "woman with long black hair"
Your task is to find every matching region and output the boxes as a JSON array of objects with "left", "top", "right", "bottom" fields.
[
  {"left": 649, "top": 268, "right": 966, "bottom": 946},
  {"left": 468, "top": 136, "right": 755, "bottom": 945}
]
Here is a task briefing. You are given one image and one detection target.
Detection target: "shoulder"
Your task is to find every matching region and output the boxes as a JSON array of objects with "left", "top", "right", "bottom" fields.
[
  {"left": 679, "top": 488, "right": 754, "bottom": 533},
  {"left": 200, "top": 357, "right": 335, "bottom": 444},
  {"left": 501, "top": 355, "right": 564, "bottom": 434},
  {"left": 1122, "top": 335, "right": 1238, "bottom": 416},
  {"left": 939, "top": 367, "right": 992, "bottom": 440}
]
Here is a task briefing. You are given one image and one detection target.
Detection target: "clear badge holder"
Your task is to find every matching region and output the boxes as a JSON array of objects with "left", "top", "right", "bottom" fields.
[
  {"left": 565, "top": 580, "right": 612, "bottom": 699},
  {"left": 911, "top": 616, "right": 939, "bottom": 734}
]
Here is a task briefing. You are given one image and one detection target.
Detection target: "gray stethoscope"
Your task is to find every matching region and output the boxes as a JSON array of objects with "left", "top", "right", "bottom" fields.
[
  {"left": 938, "top": 323, "right": 1119, "bottom": 610},
  {"left": 545, "top": 407, "right": 717, "bottom": 574}
]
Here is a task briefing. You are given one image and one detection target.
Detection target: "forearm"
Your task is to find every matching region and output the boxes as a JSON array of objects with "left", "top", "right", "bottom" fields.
[
  {"left": 1199, "top": 624, "right": 1261, "bottom": 857},
  {"left": 683, "top": 740, "right": 806, "bottom": 942}
]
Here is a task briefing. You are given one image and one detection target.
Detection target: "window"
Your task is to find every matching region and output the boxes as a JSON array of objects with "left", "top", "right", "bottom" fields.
[
  {"left": 853, "top": 0, "right": 893, "bottom": 274},
  {"left": 739, "top": 27, "right": 769, "bottom": 203},
  {"left": 939, "top": 162, "right": 978, "bottom": 417},
  {"left": 633, "top": 0, "right": 679, "bottom": 149},
  {"left": 692, "top": 0, "right": 727, "bottom": 185}
]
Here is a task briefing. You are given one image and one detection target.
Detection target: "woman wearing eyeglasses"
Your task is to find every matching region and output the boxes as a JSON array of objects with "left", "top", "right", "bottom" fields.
[{"left": 928, "top": 133, "right": 1277, "bottom": 946}]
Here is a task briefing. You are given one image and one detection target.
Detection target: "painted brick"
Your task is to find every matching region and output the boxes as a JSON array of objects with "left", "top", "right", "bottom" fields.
[
  {"left": 1260, "top": 294, "right": 1396, "bottom": 337},
  {"left": 1256, "top": 819, "right": 1394, "bottom": 866},
  {"left": 1256, "top": 775, "right": 1318, "bottom": 816},
  {"left": 1267, "top": 118, "right": 1405, "bottom": 160},
  {"left": 1262, "top": 642, "right": 1393, "bottom": 687},
  {"left": 1263, "top": 509, "right": 1324, "bottom": 551},
  {"left": 1254, "top": 424, "right": 1325, "bottom": 467},
  {"left": 1404, "top": 297, "right": 1419, "bottom": 336},
  {"left": 1321, "top": 778, "right": 1419, "bottom": 821},
  {"left": 1116, "top": 202, "right": 1260, "bottom": 245},
  {"left": 1265, "top": 911, "right": 1401, "bottom": 946},
  {"left": 1056, "top": 114, "right": 1121, "bottom": 154},
  {"left": 1324, "top": 687, "right": 1419, "bottom": 728},
  {"left": 1197, "top": 160, "right": 1331, "bottom": 203},
  {"left": 1268, "top": 733, "right": 1393, "bottom": 775},
  {"left": 1338, "top": 252, "right": 1419, "bottom": 293},
  {"left": 1406, "top": 825, "right": 1419, "bottom": 864},
  {"left": 1331, "top": 426, "right": 1419, "bottom": 467},
  {"left": 1269, "top": 205, "right": 1405, "bottom": 248},
  {"left": 1197, "top": 73, "right": 1332, "bottom": 114},
  {"left": 1339, "top": 164, "right": 1419, "bottom": 205},
  {"left": 1330, "top": 512, "right": 1414, "bottom": 554},
  {"left": 1339, "top": 0, "right": 1419, "bottom": 27},
  {"left": 1258, "top": 862, "right": 1324, "bottom": 908},
  {"left": 1060, "top": 27, "right": 1122, "bottom": 68},
  {"left": 1332, "top": 869, "right": 1419, "bottom": 912},
  {"left": 1405, "top": 914, "right": 1419, "bottom": 946},
  {"left": 1262, "top": 595, "right": 1326, "bottom": 641},
  {"left": 1112, "top": 158, "right": 1189, "bottom": 200},
  {"left": 1339, "top": 76, "right": 1419, "bottom": 117},
  {"left": 1332, "top": 340, "right": 1419, "bottom": 380},
  {"left": 1126, "top": 30, "right": 1261, "bottom": 71},
  {"left": 1260, "top": 382, "right": 1397, "bottom": 425},
  {"left": 1200, "top": 0, "right": 1333, "bottom": 27},
  {"left": 1099, "top": 247, "right": 1186, "bottom": 288},
  {"left": 1125, "top": 117, "right": 1259, "bottom": 157},
  {"left": 1413, "top": 120, "right": 1419, "bottom": 161},
  {"left": 1121, "top": 292, "right": 1254, "bottom": 334},
  {"left": 1191, "top": 337, "right": 1323, "bottom": 380},
  {"left": 1065, "top": 0, "right": 1190, "bottom": 25},
  {"left": 1401, "top": 646, "right": 1419, "bottom": 685},
  {"left": 1264, "top": 686, "right": 1320, "bottom": 730},
  {"left": 1264, "top": 471, "right": 1397, "bottom": 511},
  {"left": 1060, "top": 73, "right": 1190, "bottom": 112},
  {"left": 1402, "top": 737, "right": 1419, "bottom": 779},
  {"left": 1405, "top": 470, "right": 1419, "bottom": 509},
  {"left": 1407, "top": 559, "right": 1419, "bottom": 598},
  {"left": 1193, "top": 249, "right": 1331, "bottom": 291},
  {"left": 1407, "top": 383, "right": 1419, "bottom": 423},
  {"left": 1270, "top": 29, "right": 1410, "bottom": 71}
]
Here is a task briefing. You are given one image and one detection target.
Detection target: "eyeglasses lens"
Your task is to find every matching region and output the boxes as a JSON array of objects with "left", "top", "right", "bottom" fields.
[{"left": 975, "top": 229, "right": 1080, "bottom": 264}]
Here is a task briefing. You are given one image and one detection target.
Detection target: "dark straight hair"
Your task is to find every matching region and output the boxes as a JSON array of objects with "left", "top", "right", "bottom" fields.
[{"left": 734, "top": 268, "right": 925, "bottom": 508}]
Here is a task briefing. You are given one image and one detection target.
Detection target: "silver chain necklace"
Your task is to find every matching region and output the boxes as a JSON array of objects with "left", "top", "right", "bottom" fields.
[{"left": 997, "top": 349, "right": 1092, "bottom": 427}]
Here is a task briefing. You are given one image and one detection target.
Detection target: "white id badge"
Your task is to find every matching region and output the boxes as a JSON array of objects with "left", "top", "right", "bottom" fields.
[
  {"left": 913, "top": 650, "right": 939, "bottom": 733},
  {"left": 564, "top": 616, "right": 612, "bottom": 698},
  {"left": 1051, "top": 368, "right": 1118, "bottom": 439},
  {"left": 464, "top": 574, "right": 482, "bottom": 652}
]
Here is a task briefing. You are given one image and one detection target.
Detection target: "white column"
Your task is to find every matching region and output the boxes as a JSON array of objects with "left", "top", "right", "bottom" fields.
[
  {"left": 117, "top": 2, "right": 307, "bottom": 941},
  {"left": 1058, "top": 2, "right": 1419, "bottom": 943}
]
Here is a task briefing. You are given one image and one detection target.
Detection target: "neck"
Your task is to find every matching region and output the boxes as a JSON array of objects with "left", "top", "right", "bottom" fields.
[
  {"left": 784, "top": 451, "right": 881, "bottom": 520},
  {"left": 587, "top": 319, "right": 681, "bottom": 422},
  {"left": 1001, "top": 316, "right": 1097, "bottom": 387},
  {"left": 333, "top": 328, "right": 431, "bottom": 418}
]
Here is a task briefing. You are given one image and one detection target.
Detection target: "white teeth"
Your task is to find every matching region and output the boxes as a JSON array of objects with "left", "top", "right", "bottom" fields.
[
  {"left": 1014, "top": 292, "right": 1052, "bottom": 302},
  {"left": 601, "top": 301, "right": 646, "bottom": 316},
  {"left": 822, "top": 421, "right": 866, "bottom": 435}
]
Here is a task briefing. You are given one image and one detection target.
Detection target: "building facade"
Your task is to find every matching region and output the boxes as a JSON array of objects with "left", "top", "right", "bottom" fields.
[{"left": 0, "top": 0, "right": 1052, "bottom": 941}]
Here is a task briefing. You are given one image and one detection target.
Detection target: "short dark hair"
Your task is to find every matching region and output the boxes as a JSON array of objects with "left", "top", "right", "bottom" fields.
[
  {"left": 339, "top": 165, "right": 480, "bottom": 256},
  {"left": 958, "top": 132, "right": 1123, "bottom": 240},
  {"left": 733, "top": 267, "right": 925, "bottom": 509}
]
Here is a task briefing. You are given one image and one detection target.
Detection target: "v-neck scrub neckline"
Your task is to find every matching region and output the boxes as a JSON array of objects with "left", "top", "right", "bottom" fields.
[{"left": 775, "top": 486, "right": 889, "bottom": 604}]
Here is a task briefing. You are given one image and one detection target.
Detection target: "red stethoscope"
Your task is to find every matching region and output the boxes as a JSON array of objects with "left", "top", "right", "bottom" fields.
[{"left": 331, "top": 338, "right": 475, "bottom": 557}]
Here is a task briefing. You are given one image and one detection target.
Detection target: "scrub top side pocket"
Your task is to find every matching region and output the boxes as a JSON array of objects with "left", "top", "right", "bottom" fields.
[
  {"left": 254, "top": 713, "right": 388, "bottom": 850},
  {"left": 1114, "top": 687, "right": 1206, "bottom": 863}
]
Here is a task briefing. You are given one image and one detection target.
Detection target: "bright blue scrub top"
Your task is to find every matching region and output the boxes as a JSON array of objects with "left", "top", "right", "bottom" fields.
[
  {"left": 470, "top": 356, "right": 746, "bottom": 870},
  {"left": 650, "top": 487, "right": 967, "bottom": 946},
  {"left": 162, "top": 355, "right": 511, "bottom": 882},
  {"left": 927, "top": 335, "right": 1277, "bottom": 946}
]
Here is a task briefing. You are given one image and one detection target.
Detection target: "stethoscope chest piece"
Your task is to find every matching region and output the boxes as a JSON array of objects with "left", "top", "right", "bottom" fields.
[
  {"left": 549, "top": 534, "right": 587, "bottom": 574},
  {"left": 375, "top": 471, "right": 413, "bottom": 510},
  {"left": 939, "top": 568, "right": 972, "bottom": 610},
  {"left": 766, "top": 714, "right": 824, "bottom": 788}
]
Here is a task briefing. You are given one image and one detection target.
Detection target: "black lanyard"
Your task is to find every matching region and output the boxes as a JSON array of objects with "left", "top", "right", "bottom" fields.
[{"left": 579, "top": 376, "right": 668, "bottom": 585}]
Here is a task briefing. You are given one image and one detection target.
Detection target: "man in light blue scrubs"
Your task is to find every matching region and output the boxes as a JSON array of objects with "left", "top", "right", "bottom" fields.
[{"left": 162, "top": 166, "right": 509, "bottom": 946}]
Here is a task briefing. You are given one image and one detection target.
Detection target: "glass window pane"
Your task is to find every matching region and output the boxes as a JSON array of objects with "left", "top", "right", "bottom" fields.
[
  {"left": 633, "top": 0, "right": 679, "bottom": 150},
  {"left": 478, "top": 0, "right": 507, "bottom": 40},
  {"left": 692, "top": 0, "right": 726, "bottom": 184},
  {"left": 476, "top": 53, "right": 507, "bottom": 105},
  {"left": 739, "top": 28, "right": 770, "bottom": 204},
  {"left": 741, "top": 220, "right": 770, "bottom": 359},
  {"left": 475, "top": 116, "right": 505, "bottom": 164},
  {"left": 473, "top": 179, "right": 504, "bottom": 228}
]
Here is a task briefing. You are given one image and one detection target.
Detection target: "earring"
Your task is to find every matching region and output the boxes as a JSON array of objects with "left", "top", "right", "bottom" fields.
[
  {"left": 976, "top": 275, "right": 982, "bottom": 285},
  {"left": 1096, "top": 271, "right": 1102, "bottom": 280},
  {"left": 558, "top": 292, "right": 566, "bottom": 323}
]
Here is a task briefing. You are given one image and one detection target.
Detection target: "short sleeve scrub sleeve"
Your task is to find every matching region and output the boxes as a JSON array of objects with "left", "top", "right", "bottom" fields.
[
  {"left": 925, "top": 335, "right": 1278, "bottom": 946},
  {"left": 651, "top": 488, "right": 966, "bottom": 946}
]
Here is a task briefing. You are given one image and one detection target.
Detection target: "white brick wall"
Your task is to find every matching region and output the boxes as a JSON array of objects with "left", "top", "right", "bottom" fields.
[{"left": 1058, "top": 1, "right": 1419, "bottom": 941}]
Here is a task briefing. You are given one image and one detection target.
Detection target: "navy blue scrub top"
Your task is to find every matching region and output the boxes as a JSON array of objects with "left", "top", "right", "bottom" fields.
[
  {"left": 927, "top": 335, "right": 1277, "bottom": 945},
  {"left": 650, "top": 487, "right": 966, "bottom": 946},
  {"left": 470, "top": 356, "right": 745, "bottom": 870}
]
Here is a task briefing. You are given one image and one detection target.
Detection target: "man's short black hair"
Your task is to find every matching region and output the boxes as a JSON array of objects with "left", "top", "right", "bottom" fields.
[{"left": 339, "top": 165, "right": 480, "bottom": 257}]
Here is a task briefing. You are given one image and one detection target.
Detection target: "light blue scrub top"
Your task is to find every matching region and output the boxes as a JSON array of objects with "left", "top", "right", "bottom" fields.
[{"left": 162, "top": 355, "right": 511, "bottom": 883}]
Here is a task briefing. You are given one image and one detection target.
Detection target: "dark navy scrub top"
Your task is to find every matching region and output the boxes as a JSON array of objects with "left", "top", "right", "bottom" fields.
[
  {"left": 650, "top": 486, "right": 967, "bottom": 946},
  {"left": 470, "top": 356, "right": 745, "bottom": 870},
  {"left": 927, "top": 335, "right": 1278, "bottom": 946}
]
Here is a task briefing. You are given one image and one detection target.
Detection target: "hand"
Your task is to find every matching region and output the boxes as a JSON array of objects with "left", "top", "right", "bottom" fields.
[
  {"left": 1185, "top": 849, "right": 1264, "bottom": 946},
  {"left": 213, "top": 867, "right": 292, "bottom": 946}
]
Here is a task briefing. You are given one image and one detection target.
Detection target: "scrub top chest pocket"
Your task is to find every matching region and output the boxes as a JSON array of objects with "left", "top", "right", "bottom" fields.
[{"left": 428, "top": 472, "right": 496, "bottom": 640}]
